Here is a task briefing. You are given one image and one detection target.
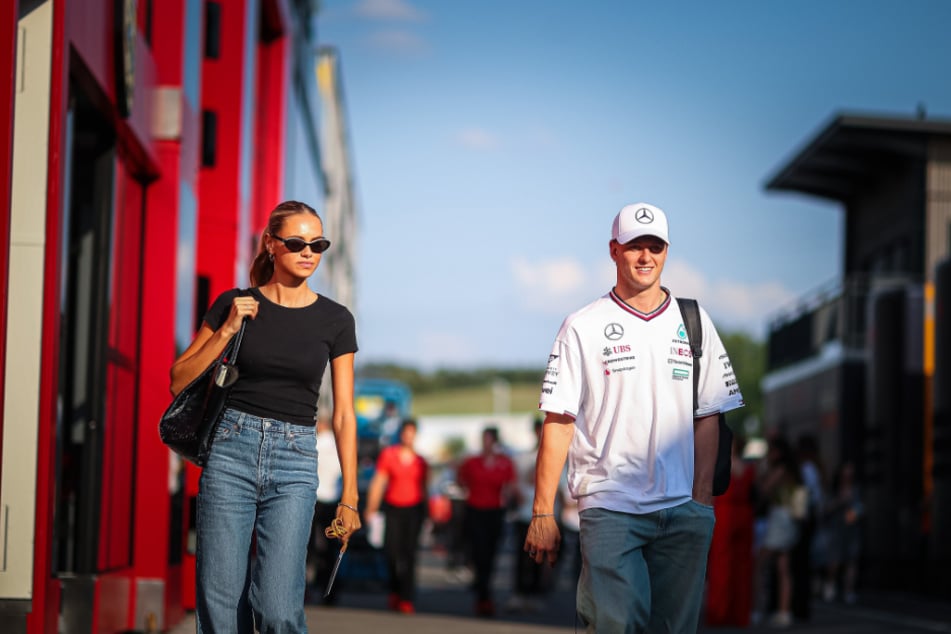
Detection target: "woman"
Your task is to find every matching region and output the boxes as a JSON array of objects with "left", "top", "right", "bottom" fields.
[
  {"left": 170, "top": 200, "right": 361, "bottom": 633},
  {"left": 704, "top": 435, "right": 757, "bottom": 626},
  {"left": 364, "top": 419, "right": 429, "bottom": 614},
  {"left": 753, "top": 436, "right": 806, "bottom": 628}
]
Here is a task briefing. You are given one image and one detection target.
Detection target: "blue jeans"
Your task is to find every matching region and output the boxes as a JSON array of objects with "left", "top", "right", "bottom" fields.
[
  {"left": 196, "top": 408, "right": 319, "bottom": 634},
  {"left": 577, "top": 501, "right": 715, "bottom": 634}
]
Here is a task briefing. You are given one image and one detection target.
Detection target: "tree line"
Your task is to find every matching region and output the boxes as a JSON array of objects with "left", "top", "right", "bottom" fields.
[
  {"left": 357, "top": 331, "right": 765, "bottom": 435},
  {"left": 356, "top": 363, "right": 544, "bottom": 395}
]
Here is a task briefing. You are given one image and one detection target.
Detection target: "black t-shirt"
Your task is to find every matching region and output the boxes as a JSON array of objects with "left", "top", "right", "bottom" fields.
[{"left": 205, "top": 287, "right": 358, "bottom": 426}]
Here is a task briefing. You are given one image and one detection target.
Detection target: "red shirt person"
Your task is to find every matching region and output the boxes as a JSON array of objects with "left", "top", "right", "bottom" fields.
[
  {"left": 365, "top": 420, "right": 429, "bottom": 613},
  {"left": 457, "top": 426, "right": 517, "bottom": 617}
]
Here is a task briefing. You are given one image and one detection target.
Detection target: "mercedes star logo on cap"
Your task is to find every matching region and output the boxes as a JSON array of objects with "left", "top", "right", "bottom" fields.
[{"left": 635, "top": 208, "right": 654, "bottom": 224}]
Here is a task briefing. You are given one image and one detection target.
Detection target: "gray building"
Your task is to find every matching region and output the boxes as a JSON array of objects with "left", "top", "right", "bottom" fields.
[{"left": 763, "top": 112, "right": 951, "bottom": 596}]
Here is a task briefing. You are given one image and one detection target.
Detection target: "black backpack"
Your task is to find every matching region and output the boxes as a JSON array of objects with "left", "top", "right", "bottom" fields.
[{"left": 677, "top": 298, "right": 733, "bottom": 496}]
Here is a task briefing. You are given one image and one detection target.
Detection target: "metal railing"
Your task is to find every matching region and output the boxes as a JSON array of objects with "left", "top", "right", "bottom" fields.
[{"left": 766, "top": 273, "right": 917, "bottom": 370}]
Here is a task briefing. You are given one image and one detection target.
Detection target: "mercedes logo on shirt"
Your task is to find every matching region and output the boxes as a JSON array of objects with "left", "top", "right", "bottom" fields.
[
  {"left": 635, "top": 208, "right": 654, "bottom": 224},
  {"left": 604, "top": 323, "right": 624, "bottom": 340}
]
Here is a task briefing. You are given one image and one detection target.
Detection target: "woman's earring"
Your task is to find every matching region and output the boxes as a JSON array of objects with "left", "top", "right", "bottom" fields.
[{"left": 268, "top": 251, "right": 274, "bottom": 261}]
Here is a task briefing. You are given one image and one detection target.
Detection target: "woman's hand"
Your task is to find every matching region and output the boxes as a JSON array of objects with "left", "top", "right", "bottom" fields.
[
  {"left": 224, "top": 295, "right": 259, "bottom": 335},
  {"left": 169, "top": 293, "right": 259, "bottom": 396},
  {"left": 326, "top": 502, "right": 362, "bottom": 547}
]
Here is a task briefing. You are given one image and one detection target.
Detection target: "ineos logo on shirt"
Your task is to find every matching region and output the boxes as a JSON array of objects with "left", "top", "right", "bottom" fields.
[
  {"left": 604, "top": 323, "right": 624, "bottom": 340},
  {"left": 635, "top": 208, "right": 654, "bottom": 224}
]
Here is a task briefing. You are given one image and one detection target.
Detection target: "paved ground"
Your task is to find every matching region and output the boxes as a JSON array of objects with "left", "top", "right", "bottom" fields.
[{"left": 168, "top": 541, "right": 951, "bottom": 633}]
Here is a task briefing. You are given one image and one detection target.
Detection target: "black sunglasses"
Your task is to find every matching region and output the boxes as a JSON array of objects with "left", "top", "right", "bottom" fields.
[{"left": 271, "top": 235, "right": 331, "bottom": 254}]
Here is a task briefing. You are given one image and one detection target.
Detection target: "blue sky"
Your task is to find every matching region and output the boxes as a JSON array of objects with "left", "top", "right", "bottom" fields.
[{"left": 316, "top": 0, "right": 951, "bottom": 369}]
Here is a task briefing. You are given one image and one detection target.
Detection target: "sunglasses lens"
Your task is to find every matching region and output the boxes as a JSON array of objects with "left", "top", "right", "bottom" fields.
[
  {"left": 275, "top": 236, "right": 330, "bottom": 253},
  {"left": 283, "top": 238, "right": 307, "bottom": 252}
]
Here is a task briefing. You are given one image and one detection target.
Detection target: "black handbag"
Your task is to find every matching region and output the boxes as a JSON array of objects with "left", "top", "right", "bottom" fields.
[
  {"left": 159, "top": 319, "right": 247, "bottom": 466},
  {"left": 677, "top": 298, "right": 733, "bottom": 496}
]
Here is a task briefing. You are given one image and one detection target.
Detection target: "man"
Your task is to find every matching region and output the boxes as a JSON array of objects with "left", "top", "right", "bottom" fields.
[{"left": 524, "top": 202, "right": 744, "bottom": 633}]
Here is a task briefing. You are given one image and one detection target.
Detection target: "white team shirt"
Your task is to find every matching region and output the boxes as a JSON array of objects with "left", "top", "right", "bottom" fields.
[{"left": 540, "top": 288, "right": 744, "bottom": 515}]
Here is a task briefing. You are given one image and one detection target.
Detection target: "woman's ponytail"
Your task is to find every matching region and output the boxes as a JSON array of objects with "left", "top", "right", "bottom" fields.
[{"left": 249, "top": 228, "right": 274, "bottom": 287}]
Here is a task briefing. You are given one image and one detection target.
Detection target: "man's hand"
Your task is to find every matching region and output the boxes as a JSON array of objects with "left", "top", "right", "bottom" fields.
[
  {"left": 523, "top": 515, "right": 561, "bottom": 567},
  {"left": 693, "top": 414, "right": 719, "bottom": 506}
]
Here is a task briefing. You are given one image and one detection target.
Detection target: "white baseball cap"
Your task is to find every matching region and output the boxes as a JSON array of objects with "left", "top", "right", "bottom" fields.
[{"left": 612, "top": 203, "right": 669, "bottom": 245}]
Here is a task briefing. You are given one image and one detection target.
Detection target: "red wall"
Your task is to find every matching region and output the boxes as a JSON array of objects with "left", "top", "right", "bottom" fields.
[
  {"left": 138, "top": 2, "right": 197, "bottom": 625},
  {"left": 29, "top": 0, "right": 158, "bottom": 632},
  {"left": 13, "top": 0, "right": 298, "bottom": 630},
  {"left": 199, "top": 0, "right": 253, "bottom": 295},
  {"left": 253, "top": 0, "right": 291, "bottom": 223},
  {"left": 31, "top": 0, "right": 67, "bottom": 630},
  {"left": 64, "top": 0, "right": 157, "bottom": 171}
]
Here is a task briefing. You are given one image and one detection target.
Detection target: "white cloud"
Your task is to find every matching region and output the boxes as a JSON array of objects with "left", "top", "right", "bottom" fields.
[
  {"left": 364, "top": 29, "right": 427, "bottom": 54},
  {"left": 511, "top": 256, "right": 591, "bottom": 315},
  {"left": 521, "top": 256, "right": 797, "bottom": 336},
  {"left": 354, "top": 0, "right": 426, "bottom": 21},
  {"left": 455, "top": 127, "right": 501, "bottom": 150},
  {"left": 662, "top": 258, "right": 797, "bottom": 336},
  {"left": 513, "top": 256, "right": 585, "bottom": 294}
]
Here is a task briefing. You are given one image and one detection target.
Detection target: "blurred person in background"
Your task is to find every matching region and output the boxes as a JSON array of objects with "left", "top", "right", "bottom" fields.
[
  {"left": 441, "top": 463, "right": 470, "bottom": 579},
  {"left": 792, "top": 434, "right": 825, "bottom": 620},
  {"left": 308, "top": 418, "right": 342, "bottom": 604},
  {"left": 507, "top": 417, "right": 550, "bottom": 613},
  {"left": 753, "top": 435, "right": 807, "bottom": 628},
  {"left": 364, "top": 419, "right": 429, "bottom": 614},
  {"left": 557, "top": 469, "right": 582, "bottom": 587},
  {"left": 823, "top": 460, "right": 864, "bottom": 605},
  {"left": 458, "top": 426, "right": 517, "bottom": 617},
  {"left": 704, "top": 434, "right": 757, "bottom": 627}
]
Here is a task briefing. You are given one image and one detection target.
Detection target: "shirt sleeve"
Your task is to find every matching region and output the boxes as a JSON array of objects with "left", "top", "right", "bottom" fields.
[
  {"left": 457, "top": 458, "right": 471, "bottom": 488},
  {"left": 539, "top": 321, "right": 583, "bottom": 418},
  {"left": 375, "top": 447, "right": 394, "bottom": 476},
  {"left": 329, "top": 306, "right": 358, "bottom": 359},
  {"left": 695, "top": 304, "right": 745, "bottom": 416}
]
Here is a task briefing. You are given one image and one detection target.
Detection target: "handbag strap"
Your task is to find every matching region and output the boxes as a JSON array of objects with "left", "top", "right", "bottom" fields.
[
  {"left": 212, "top": 318, "right": 247, "bottom": 389},
  {"left": 221, "top": 288, "right": 250, "bottom": 364},
  {"left": 225, "top": 318, "right": 247, "bottom": 363}
]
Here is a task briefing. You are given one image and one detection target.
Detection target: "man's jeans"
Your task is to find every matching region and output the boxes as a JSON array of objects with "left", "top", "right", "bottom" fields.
[
  {"left": 196, "top": 408, "right": 319, "bottom": 634},
  {"left": 577, "top": 500, "right": 715, "bottom": 634}
]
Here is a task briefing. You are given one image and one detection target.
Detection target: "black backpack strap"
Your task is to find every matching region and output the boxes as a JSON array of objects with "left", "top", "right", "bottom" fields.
[
  {"left": 678, "top": 297, "right": 733, "bottom": 496},
  {"left": 677, "top": 297, "right": 702, "bottom": 414}
]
